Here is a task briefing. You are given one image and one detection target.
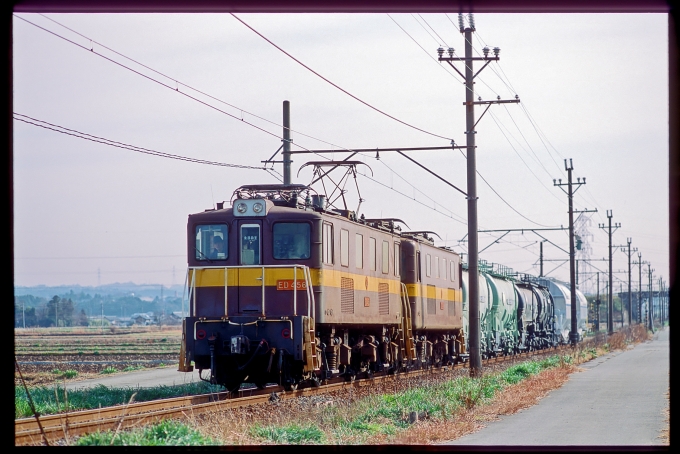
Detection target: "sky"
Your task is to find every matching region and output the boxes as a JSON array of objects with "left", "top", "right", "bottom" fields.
[{"left": 12, "top": 12, "right": 669, "bottom": 295}]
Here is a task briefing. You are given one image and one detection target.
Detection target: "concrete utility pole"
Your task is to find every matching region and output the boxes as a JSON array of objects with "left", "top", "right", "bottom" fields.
[
  {"left": 636, "top": 253, "right": 644, "bottom": 324},
  {"left": 615, "top": 239, "right": 636, "bottom": 326},
  {"left": 437, "top": 13, "right": 519, "bottom": 376},
  {"left": 282, "top": 100, "right": 292, "bottom": 184},
  {"left": 553, "top": 159, "right": 587, "bottom": 344},
  {"left": 598, "top": 210, "right": 621, "bottom": 334},
  {"left": 596, "top": 271, "right": 600, "bottom": 331},
  {"left": 647, "top": 264, "right": 654, "bottom": 331},
  {"left": 656, "top": 278, "right": 663, "bottom": 328}
]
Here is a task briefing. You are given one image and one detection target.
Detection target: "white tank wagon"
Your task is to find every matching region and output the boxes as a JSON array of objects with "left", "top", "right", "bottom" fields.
[{"left": 538, "top": 278, "right": 588, "bottom": 342}]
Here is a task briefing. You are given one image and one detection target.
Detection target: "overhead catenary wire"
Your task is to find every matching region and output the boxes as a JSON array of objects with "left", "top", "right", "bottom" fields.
[{"left": 230, "top": 13, "right": 456, "bottom": 142}]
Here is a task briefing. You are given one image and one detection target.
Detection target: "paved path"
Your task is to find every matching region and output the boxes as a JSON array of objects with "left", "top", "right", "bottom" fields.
[
  {"left": 446, "top": 328, "right": 669, "bottom": 446},
  {"left": 63, "top": 366, "right": 204, "bottom": 391}
]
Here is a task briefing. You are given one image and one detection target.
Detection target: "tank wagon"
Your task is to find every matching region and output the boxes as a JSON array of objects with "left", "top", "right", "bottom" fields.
[
  {"left": 538, "top": 278, "right": 589, "bottom": 342},
  {"left": 461, "top": 266, "right": 559, "bottom": 358},
  {"left": 178, "top": 184, "right": 465, "bottom": 391}
]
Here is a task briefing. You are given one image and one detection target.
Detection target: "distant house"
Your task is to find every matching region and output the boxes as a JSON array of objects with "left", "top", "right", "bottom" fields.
[
  {"left": 129, "top": 313, "right": 154, "bottom": 325},
  {"left": 159, "top": 312, "right": 182, "bottom": 326}
]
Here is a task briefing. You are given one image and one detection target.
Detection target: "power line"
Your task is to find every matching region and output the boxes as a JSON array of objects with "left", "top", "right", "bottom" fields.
[
  {"left": 14, "top": 14, "right": 286, "bottom": 142},
  {"left": 387, "top": 14, "right": 461, "bottom": 82},
  {"left": 230, "top": 13, "right": 456, "bottom": 142},
  {"left": 487, "top": 111, "right": 566, "bottom": 206},
  {"left": 34, "top": 13, "right": 412, "bottom": 166},
  {"left": 459, "top": 149, "right": 556, "bottom": 228},
  {"left": 358, "top": 170, "right": 467, "bottom": 226},
  {"left": 13, "top": 113, "right": 267, "bottom": 170}
]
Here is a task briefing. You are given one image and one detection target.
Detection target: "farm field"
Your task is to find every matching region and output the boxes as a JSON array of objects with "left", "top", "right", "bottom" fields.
[{"left": 15, "top": 326, "right": 182, "bottom": 386}]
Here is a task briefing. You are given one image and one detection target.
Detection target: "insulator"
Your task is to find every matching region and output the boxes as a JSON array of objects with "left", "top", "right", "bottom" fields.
[
  {"left": 469, "top": 14, "right": 475, "bottom": 30},
  {"left": 458, "top": 13, "right": 465, "bottom": 31}
]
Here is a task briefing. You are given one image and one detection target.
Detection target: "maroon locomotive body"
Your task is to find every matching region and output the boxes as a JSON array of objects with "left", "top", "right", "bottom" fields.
[{"left": 178, "top": 184, "right": 464, "bottom": 391}]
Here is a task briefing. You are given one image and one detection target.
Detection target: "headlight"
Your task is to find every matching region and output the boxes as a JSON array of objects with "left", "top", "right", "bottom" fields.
[
  {"left": 236, "top": 203, "right": 248, "bottom": 213},
  {"left": 253, "top": 202, "right": 264, "bottom": 213}
]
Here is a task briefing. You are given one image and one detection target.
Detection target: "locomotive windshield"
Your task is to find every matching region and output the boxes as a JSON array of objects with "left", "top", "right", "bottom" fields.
[
  {"left": 195, "top": 224, "right": 228, "bottom": 261},
  {"left": 240, "top": 224, "right": 261, "bottom": 265},
  {"left": 273, "top": 222, "right": 311, "bottom": 260}
]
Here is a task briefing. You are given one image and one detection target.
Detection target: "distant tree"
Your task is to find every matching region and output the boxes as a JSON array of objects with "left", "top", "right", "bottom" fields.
[
  {"left": 77, "top": 309, "right": 89, "bottom": 326},
  {"left": 46, "top": 295, "right": 61, "bottom": 326},
  {"left": 44, "top": 295, "right": 74, "bottom": 327},
  {"left": 61, "top": 298, "right": 75, "bottom": 326},
  {"left": 24, "top": 306, "right": 37, "bottom": 327}
]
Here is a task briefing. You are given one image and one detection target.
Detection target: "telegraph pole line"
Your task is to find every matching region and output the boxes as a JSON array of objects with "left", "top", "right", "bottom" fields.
[
  {"left": 634, "top": 253, "right": 645, "bottom": 324},
  {"left": 553, "top": 159, "right": 587, "bottom": 345},
  {"left": 614, "top": 239, "right": 636, "bottom": 326},
  {"left": 647, "top": 264, "right": 654, "bottom": 331},
  {"left": 596, "top": 271, "right": 600, "bottom": 331},
  {"left": 598, "top": 210, "right": 621, "bottom": 334},
  {"left": 437, "top": 13, "right": 519, "bottom": 377}
]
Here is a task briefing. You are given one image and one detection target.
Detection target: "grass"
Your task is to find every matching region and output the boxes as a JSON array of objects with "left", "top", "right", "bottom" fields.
[
  {"left": 50, "top": 369, "right": 79, "bottom": 379},
  {"left": 74, "top": 419, "right": 218, "bottom": 446},
  {"left": 15, "top": 382, "right": 224, "bottom": 419},
  {"left": 100, "top": 366, "right": 118, "bottom": 374},
  {"left": 249, "top": 424, "right": 324, "bottom": 444},
  {"left": 247, "top": 355, "right": 567, "bottom": 445}
]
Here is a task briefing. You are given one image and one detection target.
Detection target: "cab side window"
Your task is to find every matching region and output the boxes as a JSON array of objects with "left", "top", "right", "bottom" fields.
[{"left": 323, "top": 223, "right": 334, "bottom": 265}]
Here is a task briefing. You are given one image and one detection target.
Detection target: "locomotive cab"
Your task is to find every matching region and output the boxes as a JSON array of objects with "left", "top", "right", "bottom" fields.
[{"left": 180, "top": 185, "right": 321, "bottom": 391}]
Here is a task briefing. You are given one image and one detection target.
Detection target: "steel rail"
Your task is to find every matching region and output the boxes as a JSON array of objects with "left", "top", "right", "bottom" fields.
[{"left": 15, "top": 346, "right": 567, "bottom": 446}]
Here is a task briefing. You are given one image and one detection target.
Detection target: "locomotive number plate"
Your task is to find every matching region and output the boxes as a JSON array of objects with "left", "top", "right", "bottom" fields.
[{"left": 276, "top": 280, "right": 307, "bottom": 290}]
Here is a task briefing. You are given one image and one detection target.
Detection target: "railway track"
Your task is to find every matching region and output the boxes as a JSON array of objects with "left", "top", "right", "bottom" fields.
[{"left": 16, "top": 345, "right": 568, "bottom": 446}]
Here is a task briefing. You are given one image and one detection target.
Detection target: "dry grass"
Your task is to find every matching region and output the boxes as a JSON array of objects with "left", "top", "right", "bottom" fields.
[{"left": 659, "top": 387, "right": 669, "bottom": 445}]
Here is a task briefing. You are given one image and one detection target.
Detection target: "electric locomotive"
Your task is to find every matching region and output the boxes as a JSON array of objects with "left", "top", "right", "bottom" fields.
[{"left": 178, "top": 184, "right": 465, "bottom": 391}]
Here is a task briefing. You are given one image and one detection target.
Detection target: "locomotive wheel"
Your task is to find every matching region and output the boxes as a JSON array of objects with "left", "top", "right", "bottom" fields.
[
  {"left": 224, "top": 375, "right": 244, "bottom": 394},
  {"left": 283, "top": 381, "right": 298, "bottom": 392}
]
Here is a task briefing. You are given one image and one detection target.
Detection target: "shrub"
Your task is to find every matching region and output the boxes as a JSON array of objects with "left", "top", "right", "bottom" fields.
[{"left": 63, "top": 370, "right": 78, "bottom": 379}]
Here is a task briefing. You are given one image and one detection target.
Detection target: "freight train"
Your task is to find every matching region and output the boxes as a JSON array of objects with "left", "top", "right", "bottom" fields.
[{"left": 178, "top": 183, "right": 586, "bottom": 391}]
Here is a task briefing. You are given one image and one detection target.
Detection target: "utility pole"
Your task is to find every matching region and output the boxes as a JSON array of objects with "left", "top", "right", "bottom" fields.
[
  {"left": 596, "top": 271, "right": 600, "bottom": 331},
  {"left": 539, "top": 241, "right": 544, "bottom": 277},
  {"left": 553, "top": 159, "right": 587, "bottom": 344},
  {"left": 656, "top": 278, "right": 663, "bottom": 328},
  {"left": 598, "top": 210, "right": 620, "bottom": 334},
  {"left": 636, "top": 253, "right": 644, "bottom": 324},
  {"left": 647, "top": 264, "right": 654, "bottom": 331},
  {"left": 614, "top": 239, "right": 636, "bottom": 326},
  {"left": 437, "top": 13, "right": 519, "bottom": 376},
  {"left": 282, "top": 100, "right": 292, "bottom": 184}
]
